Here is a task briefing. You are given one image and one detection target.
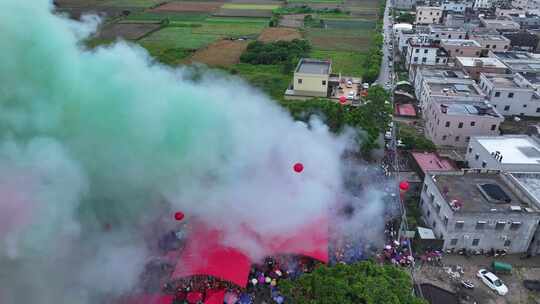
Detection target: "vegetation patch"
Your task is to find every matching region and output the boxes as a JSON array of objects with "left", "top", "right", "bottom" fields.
[
  {"left": 227, "top": 64, "right": 292, "bottom": 100},
  {"left": 397, "top": 122, "right": 436, "bottom": 151},
  {"left": 305, "top": 28, "right": 373, "bottom": 51},
  {"left": 99, "top": 0, "right": 163, "bottom": 7},
  {"left": 190, "top": 40, "right": 249, "bottom": 67},
  {"left": 258, "top": 27, "right": 302, "bottom": 42},
  {"left": 149, "top": 2, "right": 223, "bottom": 13},
  {"left": 192, "top": 22, "right": 266, "bottom": 36},
  {"left": 138, "top": 27, "right": 220, "bottom": 51},
  {"left": 310, "top": 50, "right": 365, "bottom": 77},
  {"left": 221, "top": 3, "right": 281, "bottom": 10},
  {"left": 123, "top": 12, "right": 210, "bottom": 22},
  {"left": 240, "top": 40, "right": 311, "bottom": 65}
]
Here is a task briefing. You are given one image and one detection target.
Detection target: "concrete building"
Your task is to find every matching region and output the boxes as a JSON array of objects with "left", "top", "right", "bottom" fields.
[
  {"left": 455, "top": 57, "right": 509, "bottom": 80},
  {"left": 469, "top": 34, "right": 511, "bottom": 52},
  {"left": 489, "top": 50, "right": 540, "bottom": 74},
  {"left": 479, "top": 17, "right": 521, "bottom": 31},
  {"left": 398, "top": 29, "right": 418, "bottom": 54},
  {"left": 405, "top": 36, "right": 449, "bottom": 68},
  {"left": 479, "top": 73, "right": 540, "bottom": 116},
  {"left": 508, "top": 13, "right": 540, "bottom": 29},
  {"left": 503, "top": 30, "right": 540, "bottom": 52},
  {"left": 440, "top": 39, "right": 483, "bottom": 58},
  {"left": 291, "top": 59, "right": 331, "bottom": 97},
  {"left": 411, "top": 66, "right": 470, "bottom": 100},
  {"left": 445, "top": 12, "right": 466, "bottom": 27},
  {"left": 474, "top": 0, "right": 494, "bottom": 8},
  {"left": 418, "top": 77, "right": 485, "bottom": 110},
  {"left": 420, "top": 169, "right": 540, "bottom": 254},
  {"left": 442, "top": 0, "right": 473, "bottom": 13},
  {"left": 393, "top": 0, "right": 415, "bottom": 9},
  {"left": 424, "top": 99, "right": 503, "bottom": 147},
  {"left": 416, "top": 6, "right": 444, "bottom": 25},
  {"left": 429, "top": 25, "right": 467, "bottom": 39},
  {"left": 466, "top": 135, "right": 540, "bottom": 171}
]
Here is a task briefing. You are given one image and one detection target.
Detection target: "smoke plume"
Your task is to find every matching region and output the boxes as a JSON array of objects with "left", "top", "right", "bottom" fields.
[{"left": 0, "top": 1, "right": 389, "bottom": 303}]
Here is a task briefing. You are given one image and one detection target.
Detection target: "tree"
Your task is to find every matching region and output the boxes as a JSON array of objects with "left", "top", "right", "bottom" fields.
[
  {"left": 396, "top": 12, "right": 415, "bottom": 23},
  {"left": 280, "top": 261, "right": 427, "bottom": 304}
]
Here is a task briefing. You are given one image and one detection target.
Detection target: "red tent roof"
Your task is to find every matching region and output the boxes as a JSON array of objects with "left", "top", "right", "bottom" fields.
[
  {"left": 396, "top": 104, "right": 416, "bottom": 117},
  {"left": 411, "top": 152, "right": 456, "bottom": 174},
  {"left": 171, "top": 224, "right": 252, "bottom": 287},
  {"left": 204, "top": 289, "right": 226, "bottom": 304}
]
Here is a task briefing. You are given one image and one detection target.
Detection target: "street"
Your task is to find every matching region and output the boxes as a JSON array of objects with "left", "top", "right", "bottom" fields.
[{"left": 377, "top": 0, "right": 394, "bottom": 86}]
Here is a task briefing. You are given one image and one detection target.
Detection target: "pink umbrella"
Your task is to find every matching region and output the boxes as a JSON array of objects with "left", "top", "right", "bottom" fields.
[{"left": 224, "top": 292, "right": 238, "bottom": 304}]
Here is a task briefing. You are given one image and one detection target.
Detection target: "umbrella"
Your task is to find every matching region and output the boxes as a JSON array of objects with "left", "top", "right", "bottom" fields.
[
  {"left": 273, "top": 295, "right": 284, "bottom": 304},
  {"left": 186, "top": 291, "right": 203, "bottom": 304},
  {"left": 224, "top": 292, "right": 238, "bottom": 304},
  {"left": 238, "top": 293, "right": 253, "bottom": 304}
]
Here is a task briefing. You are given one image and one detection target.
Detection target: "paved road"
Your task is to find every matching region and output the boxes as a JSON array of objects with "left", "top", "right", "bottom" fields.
[{"left": 376, "top": 0, "right": 394, "bottom": 86}]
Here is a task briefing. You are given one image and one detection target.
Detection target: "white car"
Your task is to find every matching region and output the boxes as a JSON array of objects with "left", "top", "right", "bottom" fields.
[
  {"left": 477, "top": 269, "right": 508, "bottom": 296},
  {"left": 346, "top": 80, "right": 353, "bottom": 88},
  {"left": 347, "top": 91, "right": 355, "bottom": 100},
  {"left": 384, "top": 131, "right": 392, "bottom": 140}
]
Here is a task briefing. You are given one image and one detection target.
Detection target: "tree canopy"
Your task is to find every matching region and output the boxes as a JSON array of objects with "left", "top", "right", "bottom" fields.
[
  {"left": 396, "top": 12, "right": 415, "bottom": 24},
  {"left": 240, "top": 39, "right": 311, "bottom": 65},
  {"left": 279, "top": 261, "right": 427, "bottom": 304}
]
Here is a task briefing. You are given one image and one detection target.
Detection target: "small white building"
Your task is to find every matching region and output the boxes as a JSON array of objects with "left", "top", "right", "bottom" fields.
[
  {"left": 425, "top": 100, "right": 503, "bottom": 147},
  {"left": 479, "top": 73, "right": 540, "bottom": 116},
  {"left": 418, "top": 79, "right": 485, "bottom": 111},
  {"left": 466, "top": 135, "right": 540, "bottom": 171},
  {"left": 469, "top": 34, "right": 511, "bottom": 52},
  {"left": 405, "top": 36, "right": 449, "bottom": 68},
  {"left": 416, "top": 6, "right": 443, "bottom": 25},
  {"left": 393, "top": 23, "right": 414, "bottom": 35}
]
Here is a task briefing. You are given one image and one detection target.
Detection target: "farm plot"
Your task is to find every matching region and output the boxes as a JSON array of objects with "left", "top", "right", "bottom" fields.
[
  {"left": 139, "top": 27, "right": 220, "bottom": 50},
  {"left": 305, "top": 28, "right": 373, "bottom": 51},
  {"left": 278, "top": 14, "right": 307, "bottom": 28},
  {"left": 192, "top": 22, "right": 266, "bottom": 36},
  {"left": 258, "top": 27, "right": 301, "bottom": 42},
  {"left": 121, "top": 11, "right": 210, "bottom": 22},
  {"left": 213, "top": 9, "right": 274, "bottom": 17},
  {"left": 310, "top": 50, "right": 365, "bottom": 76},
  {"left": 150, "top": 2, "right": 224, "bottom": 13},
  {"left": 190, "top": 39, "right": 249, "bottom": 66},
  {"left": 323, "top": 19, "right": 376, "bottom": 30},
  {"left": 98, "top": 0, "right": 165, "bottom": 7},
  {"left": 221, "top": 3, "right": 280, "bottom": 9},
  {"left": 98, "top": 23, "right": 161, "bottom": 40}
]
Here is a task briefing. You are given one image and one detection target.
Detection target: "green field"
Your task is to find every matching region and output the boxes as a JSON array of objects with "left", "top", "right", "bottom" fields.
[
  {"left": 139, "top": 27, "right": 220, "bottom": 50},
  {"left": 221, "top": 3, "right": 281, "bottom": 10},
  {"left": 123, "top": 12, "right": 209, "bottom": 22},
  {"left": 205, "top": 16, "right": 271, "bottom": 24},
  {"left": 228, "top": 64, "right": 291, "bottom": 100},
  {"left": 310, "top": 50, "right": 365, "bottom": 77},
  {"left": 305, "top": 28, "right": 373, "bottom": 51},
  {"left": 287, "top": 0, "right": 343, "bottom": 3},
  {"left": 100, "top": 0, "right": 163, "bottom": 7}
]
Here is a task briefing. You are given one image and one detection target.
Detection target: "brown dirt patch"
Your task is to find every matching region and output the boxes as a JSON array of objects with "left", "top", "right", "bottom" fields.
[
  {"left": 98, "top": 23, "right": 161, "bottom": 40},
  {"left": 257, "top": 27, "right": 301, "bottom": 42},
  {"left": 151, "top": 2, "right": 223, "bottom": 13},
  {"left": 278, "top": 14, "right": 307, "bottom": 28},
  {"left": 213, "top": 8, "right": 273, "bottom": 17},
  {"left": 189, "top": 39, "right": 249, "bottom": 66}
]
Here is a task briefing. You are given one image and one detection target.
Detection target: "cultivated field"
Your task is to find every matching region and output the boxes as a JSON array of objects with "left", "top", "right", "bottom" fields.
[
  {"left": 305, "top": 28, "right": 372, "bottom": 51},
  {"left": 139, "top": 27, "right": 220, "bottom": 50},
  {"left": 150, "top": 2, "right": 223, "bottom": 13},
  {"left": 213, "top": 8, "right": 274, "bottom": 17},
  {"left": 258, "top": 27, "right": 301, "bottom": 42},
  {"left": 190, "top": 39, "right": 249, "bottom": 66},
  {"left": 310, "top": 50, "right": 365, "bottom": 76},
  {"left": 98, "top": 23, "right": 161, "bottom": 40}
]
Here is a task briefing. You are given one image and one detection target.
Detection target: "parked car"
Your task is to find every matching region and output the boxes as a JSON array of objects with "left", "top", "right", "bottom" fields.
[
  {"left": 477, "top": 269, "right": 508, "bottom": 296},
  {"left": 384, "top": 131, "right": 392, "bottom": 140},
  {"left": 524, "top": 280, "right": 540, "bottom": 291},
  {"left": 346, "top": 80, "right": 353, "bottom": 88},
  {"left": 346, "top": 91, "right": 355, "bottom": 100}
]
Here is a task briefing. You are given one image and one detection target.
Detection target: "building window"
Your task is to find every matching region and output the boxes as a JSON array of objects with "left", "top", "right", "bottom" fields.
[
  {"left": 504, "top": 240, "right": 511, "bottom": 247},
  {"left": 471, "top": 121, "right": 476, "bottom": 126},
  {"left": 458, "top": 122, "right": 463, "bottom": 128},
  {"left": 450, "top": 238, "right": 458, "bottom": 245},
  {"left": 436, "top": 58, "right": 440, "bottom": 63},
  {"left": 495, "top": 91, "right": 501, "bottom": 97},
  {"left": 455, "top": 221, "right": 464, "bottom": 229},
  {"left": 482, "top": 161, "right": 487, "bottom": 168},
  {"left": 422, "top": 57, "right": 427, "bottom": 63},
  {"left": 476, "top": 221, "right": 486, "bottom": 229},
  {"left": 436, "top": 204, "right": 441, "bottom": 213},
  {"left": 493, "top": 45, "right": 497, "bottom": 49},
  {"left": 508, "top": 92, "right": 514, "bottom": 98},
  {"left": 472, "top": 239, "right": 480, "bottom": 246},
  {"left": 524, "top": 104, "right": 528, "bottom": 108},
  {"left": 424, "top": 49, "right": 428, "bottom": 54},
  {"left": 322, "top": 80, "right": 326, "bottom": 85},
  {"left": 448, "top": 34, "right": 452, "bottom": 38},
  {"left": 298, "top": 79, "right": 302, "bottom": 84},
  {"left": 414, "top": 57, "right": 418, "bottom": 62},
  {"left": 475, "top": 153, "right": 479, "bottom": 160},
  {"left": 537, "top": 107, "right": 540, "bottom": 113},
  {"left": 486, "top": 44, "right": 490, "bottom": 48},
  {"left": 495, "top": 221, "right": 505, "bottom": 230},
  {"left": 444, "top": 216, "right": 449, "bottom": 226},
  {"left": 468, "top": 147, "right": 472, "bottom": 153},
  {"left": 491, "top": 124, "right": 497, "bottom": 131},
  {"left": 420, "top": 198, "right": 424, "bottom": 206},
  {"left": 455, "top": 136, "right": 460, "bottom": 142},
  {"left": 504, "top": 105, "right": 510, "bottom": 111},
  {"left": 510, "top": 222, "right": 522, "bottom": 230},
  {"left": 442, "top": 135, "right": 447, "bottom": 140},
  {"left": 415, "top": 49, "right": 420, "bottom": 53},
  {"left": 466, "top": 136, "right": 470, "bottom": 141},
  {"left": 445, "top": 121, "right": 450, "bottom": 127}
]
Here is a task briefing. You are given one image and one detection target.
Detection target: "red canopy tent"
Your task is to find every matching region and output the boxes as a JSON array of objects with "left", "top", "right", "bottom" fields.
[
  {"left": 204, "top": 289, "right": 226, "bottom": 304},
  {"left": 171, "top": 223, "right": 251, "bottom": 287}
]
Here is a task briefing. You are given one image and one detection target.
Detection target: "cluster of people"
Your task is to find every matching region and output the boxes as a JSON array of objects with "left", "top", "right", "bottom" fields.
[
  {"left": 377, "top": 239, "right": 414, "bottom": 267},
  {"left": 418, "top": 250, "right": 443, "bottom": 266}
]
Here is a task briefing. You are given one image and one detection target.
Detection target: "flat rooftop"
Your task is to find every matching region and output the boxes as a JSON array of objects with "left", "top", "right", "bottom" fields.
[
  {"left": 511, "top": 173, "right": 540, "bottom": 205},
  {"left": 431, "top": 171, "right": 537, "bottom": 213},
  {"left": 470, "top": 34, "right": 509, "bottom": 41},
  {"left": 412, "top": 152, "right": 456, "bottom": 174},
  {"left": 296, "top": 59, "right": 330, "bottom": 74},
  {"left": 456, "top": 57, "right": 507, "bottom": 68},
  {"left": 429, "top": 25, "right": 466, "bottom": 32},
  {"left": 505, "top": 61, "right": 540, "bottom": 72},
  {"left": 428, "top": 81, "right": 483, "bottom": 97},
  {"left": 482, "top": 73, "right": 523, "bottom": 89},
  {"left": 491, "top": 51, "right": 537, "bottom": 60},
  {"left": 418, "top": 66, "right": 469, "bottom": 78},
  {"left": 438, "top": 102, "right": 500, "bottom": 117},
  {"left": 474, "top": 135, "right": 540, "bottom": 164},
  {"left": 441, "top": 39, "right": 481, "bottom": 47},
  {"left": 523, "top": 73, "right": 540, "bottom": 84}
]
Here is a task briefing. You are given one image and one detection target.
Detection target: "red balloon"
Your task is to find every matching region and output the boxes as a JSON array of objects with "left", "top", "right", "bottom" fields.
[
  {"left": 399, "top": 181, "right": 410, "bottom": 191},
  {"left": 293, "top": 163, "right": 304, "bottom": 173},
  {"left": 174, "top": 211, "right": 184, "bottom": 221},
  {"left": 339, "top": 96, "right": 347, "bottom": 104}
]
